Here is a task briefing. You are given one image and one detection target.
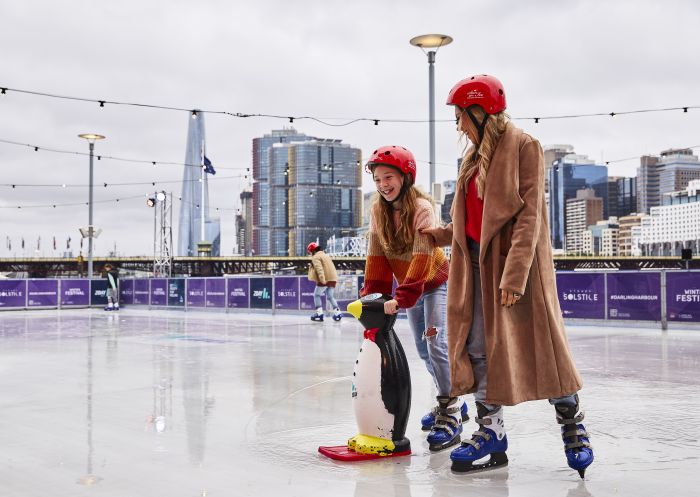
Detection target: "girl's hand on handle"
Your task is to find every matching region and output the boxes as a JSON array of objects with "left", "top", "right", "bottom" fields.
[
  {"left": 384, "top": 299, "right": 400, "bottom": 315},
  {"left": 419, "top": 227, "right": 440, "bottom": 243}
]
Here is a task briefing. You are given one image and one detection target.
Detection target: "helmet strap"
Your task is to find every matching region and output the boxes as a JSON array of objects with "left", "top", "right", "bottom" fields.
[{"left": 466, "top": 107, "right": 490, "bottom": 155}]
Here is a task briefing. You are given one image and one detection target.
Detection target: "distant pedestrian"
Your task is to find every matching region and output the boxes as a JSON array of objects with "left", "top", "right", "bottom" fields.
[
  {"left": 103, "top": 263, "right": 120, "bottom": 311},
  {"left": 307, "top": 242, "right": 342, "bottom": 322}
]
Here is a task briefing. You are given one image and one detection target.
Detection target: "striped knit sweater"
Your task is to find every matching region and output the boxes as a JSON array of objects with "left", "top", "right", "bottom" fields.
[{"left": 361, "top": 197, "right": 449, "bottom": 309}]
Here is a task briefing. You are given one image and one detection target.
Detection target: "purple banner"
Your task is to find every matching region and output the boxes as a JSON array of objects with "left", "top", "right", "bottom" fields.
[
  {"left": 133, "top": 279, "right": 150, "bottom": 305},
  {"left": 60, "top": 279, "right": 90, "bottom": 306},
  {"left": 150, "top": 279, "right": 168, "bottom": 306},
  {"left": 556, "top": 273, "right": 605, "bottom": 319},
  {"left": 120, "top": 279, "right": 134, "bottom": 305},
  {"left": 27, "top": 279, "right": 58, "bottom": 307},
  {"left": 250, "top": 278, "right": 272, "bottom": 309},
  {"left": 607, "top": 273, "right": 661, "bottom": 321},
  {"left": 0, "top": 279, "right": 26, "bottom": 308},
  {"left": 275, "top": 277, "right": 299, "bottom": 309},
  {"left": 187, "top": 279, "right": 206, "bottom": 307},
  {"left": 227, "top": 278, "right": 249, "bottom": 308},
  {"left": 667, "top": 272, "right": 700, "bottom": 322},
  {"left": 299, "top": 277, "right": 322, "bottom": 310},
  {"left": 206, "top": 278, "right": 226, "bottom": 308}
]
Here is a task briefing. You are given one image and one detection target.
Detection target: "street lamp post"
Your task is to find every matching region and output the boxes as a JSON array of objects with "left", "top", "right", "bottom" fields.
[
  {"left": 78, "top": 133, "right": 106, "bottom": 279},
  {"left": 409, "top": 34, "right": 453, "bottom": 191}
]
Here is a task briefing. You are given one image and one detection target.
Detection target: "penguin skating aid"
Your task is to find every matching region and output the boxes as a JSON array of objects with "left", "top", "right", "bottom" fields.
[{"left": 318, "top": 293, "right": 412, "bottom": 461}]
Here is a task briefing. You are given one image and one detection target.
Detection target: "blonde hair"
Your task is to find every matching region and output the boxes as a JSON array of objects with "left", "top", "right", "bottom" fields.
[
  {"left": 457, "top": 107, "right": 510, "bottom": 199},
  {"left": 371, "top": 183, "right": 433, "bottom": 255}
]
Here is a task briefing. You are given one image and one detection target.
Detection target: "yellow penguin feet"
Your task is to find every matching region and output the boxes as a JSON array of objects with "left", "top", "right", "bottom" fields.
[{"left": 347, "top": 434, "right": 396, "bottom": 456}]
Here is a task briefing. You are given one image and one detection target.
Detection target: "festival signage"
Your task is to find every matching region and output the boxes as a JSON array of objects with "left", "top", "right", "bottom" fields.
[
  {"left": 607, "top": 272, "right": 661, "bottom": 321},
  {"left": 27, "top": 279, "right": 58, "bottom": 307},
  {"left": 227, "top": 278, "right": 249, "bottom": 308},
  {"left": 250, "top": 277, "right": 273, "bottom": 309},
  {"left": 60, "top": 279, "right": 90, "bottom": 306},
  {"left": 666, "top": 271, "right": 700, "bottom": 322},
  {"left": 187, "top": 278, "right": 206, "bottom": 307},
  {"left": 206, "top": 278, "right": 226, "bottom": 307},
  {"left": 555, "top": 272, "right": 605, "bottom": 319},
  {"left": 274, "top": 277, "right": 299, "bottom": 309},
  {"left": 91, "top": 279, "right": 109, "bottom": 306},
  {"left": 150, "top": 278, "right": 168, "bottom": 306},
  {"left": 120, "top": 279, "right": 134, "bottom": 304},
  {"left": 0, "top": 279, "right": 26, "bottom": 308},
  {"left": 133, "top": 279, "right": 150, "bottom": 305},
  {"left": 168, "top": 279, "right": 185, "bottom": 306},
  {"left": 299, "top": 277, "right": 321, "bottom": 310}
]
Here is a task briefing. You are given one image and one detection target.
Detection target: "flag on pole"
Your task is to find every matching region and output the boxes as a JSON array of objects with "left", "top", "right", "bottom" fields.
[
  {"left": 67, "top": 236, "right": 71, "bottom": 249},
  {"left": 203, "top": 155, "right": 216, "bottom": 175},
  {"left": 21, "top": 237, "right": 25, "bottom": 249},
  {"left": 53, "top": 236, "right": 56, "bottom": 250},
  {"left": 37, "top": 236, "right": 41, "bottom": 250}
]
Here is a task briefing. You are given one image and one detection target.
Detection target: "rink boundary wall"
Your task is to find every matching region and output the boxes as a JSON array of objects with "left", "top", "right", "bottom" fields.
[{"left": 1, "top": 271, "right": 700, "bottom": 328}]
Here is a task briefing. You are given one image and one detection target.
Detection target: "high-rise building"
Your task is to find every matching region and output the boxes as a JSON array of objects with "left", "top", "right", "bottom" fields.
[
  {"left": 252, "top": 130, "right": 362, "bottom": 256},
  {"left": 543, "top": 144, "right": 575, "bottom": 194},
  {"left": 618, "top": 213, "right": 643, "bottom": 256},
  {"left": 441, "top": 179, "right": 458, "bottom": 224},
  {"left": 252, "top": 128, "right": 313, "bottom": 256},
  {"left": 582, "top": 218, "right": 619, "bottom": 256},
  {"left": 637, "top": 148, "right": 700, "bottom": 214},
  {"left": 235, "top": 190, "right": 253, "bottom": 255},
  {"left": 565, "top": 188, "right": 604, "bottom": 254},
  {"left": 640, "top": 179, "right": 700, "bottom": 256},
  {"left": 608, "top": 176, "right": 637, "bottom": 219},
  {"left": 177, "top": 113, "right": 220, "bottom": 256},
  {"left": 549, "top": 154, "right": 608, "bottom": 250}
]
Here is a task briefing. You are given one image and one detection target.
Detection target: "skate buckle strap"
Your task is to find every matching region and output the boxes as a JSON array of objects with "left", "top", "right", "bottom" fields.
[
  {"left": 565, "top": 440, "right": 592, "bottom": 450},
  {"left": 433, "top": 418, "right": 456, "bottom": 436},
  {"left": 563, "top": 428, "right": 589, "bottom": 438},
  {"left": 461, "top": 429, "right": 492, "bottom": 450},
  {"left": 557, "top": 411, "right": 585, "bottom": 425},
  {"left": 474, "top": 416, "right": 493, "bottom": 426}
]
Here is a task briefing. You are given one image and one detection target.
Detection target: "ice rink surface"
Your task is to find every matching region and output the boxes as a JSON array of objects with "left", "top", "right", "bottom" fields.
[{"left": 1, "top": 308, "right": 698, "bottom": 497}]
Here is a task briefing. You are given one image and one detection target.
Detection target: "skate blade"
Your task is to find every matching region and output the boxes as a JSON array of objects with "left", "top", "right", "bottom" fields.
[
  {"left": 318, "top": 445, "right": 411, "bottom": 462},
  {"left": 451, "top": 452, "right": 508, "bottom": 473},
  {"left": 428, "top": 436, "right": 461, "bottom": 452}
]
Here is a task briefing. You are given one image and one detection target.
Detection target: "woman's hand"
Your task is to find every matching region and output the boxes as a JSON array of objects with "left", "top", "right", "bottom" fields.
[
  {"left": 419, "top": 227, "right": 441, "bottom": 243},
  {"left": 500, "top": 289, "right": 522, "bottom": 308},
  {"left": 384, "top": 299, "right": 400, "bottom": 315}
]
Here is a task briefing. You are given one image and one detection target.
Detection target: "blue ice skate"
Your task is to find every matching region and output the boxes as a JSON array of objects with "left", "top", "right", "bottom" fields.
[
  {"left": 426, "top": 396, "right": 463, "bottom": 452},
  {"left": 554, "top": 396, "right": 594, "bottom": 479},
  {"left": 310, "top": 308, "right": 324, "bottom": 322},
  {"left": 450, "top": 402, "right": 508, "bottom": 472},
  {"left": 421, "top": 401, "right": 469, "bottom": 430}
]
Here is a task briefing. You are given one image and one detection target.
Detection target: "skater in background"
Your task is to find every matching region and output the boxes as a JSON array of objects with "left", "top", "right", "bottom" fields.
[
  {"left": 361, "top": 145, "right": 467, "bottom": 452},
  {"left": 307, "top": 242, "right": 342, "bottom": 322},
  {"left": 423, "top": 74, "right": 593, "bottom": 477},
  {"left": 103, "top": 263, "right": 120, "bottom": 311}
]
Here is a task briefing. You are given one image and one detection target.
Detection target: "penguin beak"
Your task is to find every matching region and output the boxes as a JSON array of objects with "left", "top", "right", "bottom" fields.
[{"left": 347, "top": 299, "right": 362, "bottom": 320}]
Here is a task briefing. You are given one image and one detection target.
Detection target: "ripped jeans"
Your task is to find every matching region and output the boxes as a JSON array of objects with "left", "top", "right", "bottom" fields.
[{"left": 405, "top": 282, "right": 451, "bottom": 396}]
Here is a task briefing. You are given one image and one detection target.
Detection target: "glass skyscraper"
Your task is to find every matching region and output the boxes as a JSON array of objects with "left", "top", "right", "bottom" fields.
[
  {"left": 252, "top": 130, "right": 362, "bottom": 256},
  {"left": 177, "top": 112, "right": 220, "bottom": 256},
  {"left": 549, "top": 160, "right": 609, "bottom": 250}
]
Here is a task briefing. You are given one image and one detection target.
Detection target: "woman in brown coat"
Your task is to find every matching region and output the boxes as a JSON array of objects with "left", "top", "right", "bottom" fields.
[{"left": 423, "top": 75, "right": 593, "bottom": 478}]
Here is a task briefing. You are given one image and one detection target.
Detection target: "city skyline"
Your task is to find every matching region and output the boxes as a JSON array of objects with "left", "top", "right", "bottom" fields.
[{"left": 1, "top": 1, "right": 699, "bottom": 256}]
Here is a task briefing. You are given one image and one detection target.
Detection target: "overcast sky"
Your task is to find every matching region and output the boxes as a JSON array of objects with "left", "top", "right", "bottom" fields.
[{"left": 1, "top": 0, "right": 699, "bottom": 257}]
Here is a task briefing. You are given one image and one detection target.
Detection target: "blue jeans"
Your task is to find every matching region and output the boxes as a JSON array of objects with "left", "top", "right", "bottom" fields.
[
  {"left": 467, "top": 239, "right": 577, "bottom": 409},
  {"left": 405, "top": 282, "right": 451, "bottom": 396},
  {"left": 313, "top": 285, "right": 339, "bottom": 310}
]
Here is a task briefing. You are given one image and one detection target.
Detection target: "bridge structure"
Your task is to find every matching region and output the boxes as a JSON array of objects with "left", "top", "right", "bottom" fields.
[{"left": 0, "top": 255, "right": 698, "bottom": 278}]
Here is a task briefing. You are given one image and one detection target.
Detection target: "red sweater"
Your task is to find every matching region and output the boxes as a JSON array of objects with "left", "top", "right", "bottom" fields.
[
  {"left": 361, "top": 198, "right": 449, "bottom": 309},
  {"left": 465, "top": 174, "right": 484, "bottom": 243}
]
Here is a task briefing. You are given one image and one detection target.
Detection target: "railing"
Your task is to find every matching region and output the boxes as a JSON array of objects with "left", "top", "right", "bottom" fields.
[{"left": 1, "top": 271, "right": 699, "bottom": 329}]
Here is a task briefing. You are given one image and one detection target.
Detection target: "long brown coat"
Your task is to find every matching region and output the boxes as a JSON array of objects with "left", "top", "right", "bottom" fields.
[{"left": 432, "top": 123, "right": 582, "bottom": 406}]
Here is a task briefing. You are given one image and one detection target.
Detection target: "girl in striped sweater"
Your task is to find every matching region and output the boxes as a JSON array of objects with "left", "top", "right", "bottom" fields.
[{"left": 361, "top": 145, "right": 466, "bottom": 452}]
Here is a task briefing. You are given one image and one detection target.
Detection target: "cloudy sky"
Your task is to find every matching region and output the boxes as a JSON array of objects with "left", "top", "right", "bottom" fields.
[{"left": 1, "top": 0, "right": 699, "bottom": 257}]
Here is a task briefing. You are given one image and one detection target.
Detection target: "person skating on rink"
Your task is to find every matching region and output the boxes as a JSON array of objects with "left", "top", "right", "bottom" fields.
[
  {"left": 307, "top": 242, "right": 342, "bottom": 322},
  {"left": 422, "top": 74, "right": 593, "bottom": 477},
  {"left": 103, "top": 263, "right": 120, "bottom": 311},
  {"left": 361, "top": 146, "right": 467, "bottom": 452}
]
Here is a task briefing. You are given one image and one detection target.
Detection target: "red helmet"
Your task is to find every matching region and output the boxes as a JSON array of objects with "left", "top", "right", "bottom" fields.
[
  {"left": 307, "top": 242, "right": 319, "bottom": 253},
  {"left": 365, "top": 145, "right": 416, "bottom": 185},
  {"left": 446, "top": 74, "right": 506, "bottom": 114}
]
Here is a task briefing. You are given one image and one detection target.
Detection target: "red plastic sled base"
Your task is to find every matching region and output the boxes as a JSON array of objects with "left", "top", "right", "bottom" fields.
[{"left": 318, "top": 445, "right": 411, "bottom": 461}]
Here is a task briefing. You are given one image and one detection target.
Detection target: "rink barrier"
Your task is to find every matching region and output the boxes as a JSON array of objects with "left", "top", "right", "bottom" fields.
[{"left": 1, "top": 271, "right": 699, "bottom": 327}]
